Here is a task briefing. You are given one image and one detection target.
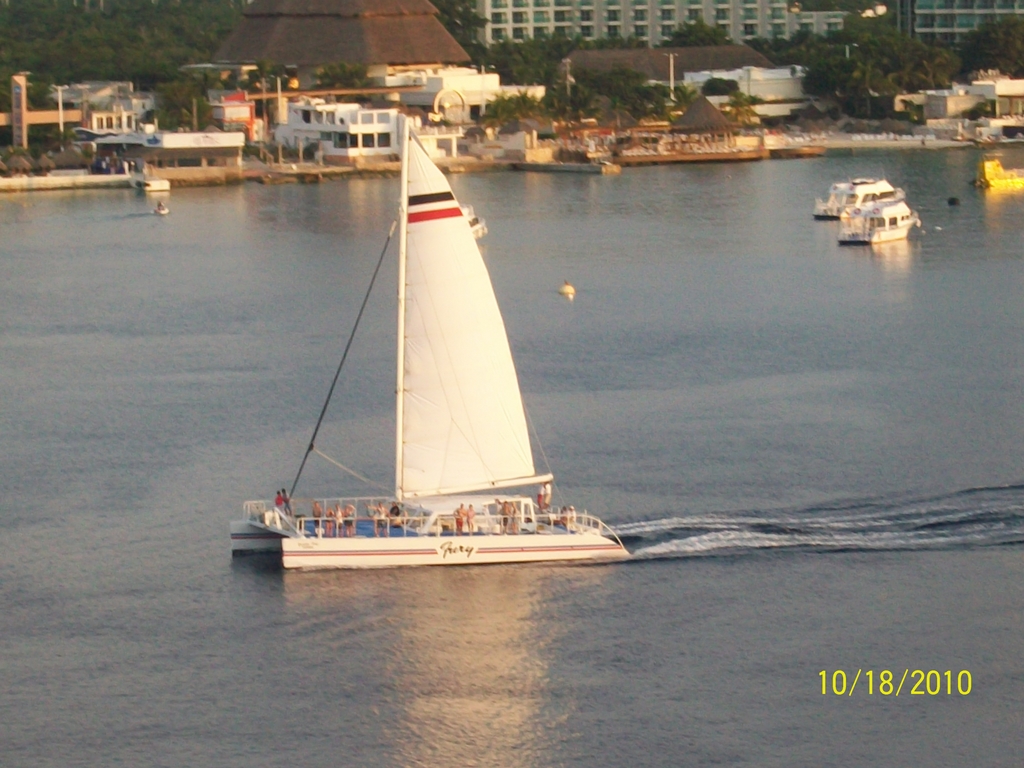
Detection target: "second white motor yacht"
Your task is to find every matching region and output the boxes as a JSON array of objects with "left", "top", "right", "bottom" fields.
[{"left": 814, "top": 178, "right": 905, "bottom": 219}]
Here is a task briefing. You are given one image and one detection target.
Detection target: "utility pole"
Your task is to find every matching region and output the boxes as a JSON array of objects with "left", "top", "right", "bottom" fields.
[
  {"left": 55, "top": 85, "right": 66, "bottom": 146},
  {"left": 666, "top": 53, "right": 676, "bottom": 101}
]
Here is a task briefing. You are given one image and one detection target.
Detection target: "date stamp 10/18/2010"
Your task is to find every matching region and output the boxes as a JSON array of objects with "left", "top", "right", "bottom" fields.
[{"left": 820, "top": 669, "right": 972, "bottom": 697}]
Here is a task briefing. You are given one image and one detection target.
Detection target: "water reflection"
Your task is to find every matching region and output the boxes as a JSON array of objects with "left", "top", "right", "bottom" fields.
[
  {"left": 283, "top": 566, "right": 570, "bottom": 767},
  {"left": 870, "top": 239, "right": 916, "bottom": 272}
]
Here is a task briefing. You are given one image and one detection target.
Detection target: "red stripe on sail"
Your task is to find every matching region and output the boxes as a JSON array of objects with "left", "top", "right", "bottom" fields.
[{"left": 408, "top": 207, "right": 462, "bottom": 224}]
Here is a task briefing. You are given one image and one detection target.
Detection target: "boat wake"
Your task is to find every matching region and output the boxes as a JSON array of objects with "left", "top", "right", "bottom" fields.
[{"left": 617, "top": 484, "right": 1024, "bottom": 560}]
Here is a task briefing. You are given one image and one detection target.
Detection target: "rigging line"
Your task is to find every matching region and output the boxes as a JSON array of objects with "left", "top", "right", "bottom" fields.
[
  {"left": 523, "top": 403, "right": 563, "bottom": 506},
  {"left": 523, "top": 403, "right": 554, "bottom": 477},
  {"left": 311, "top": 449, "right": 391, "bottom": 492},
  {"left": 289, "top": 220, "right": 398, "bottom": 497}
]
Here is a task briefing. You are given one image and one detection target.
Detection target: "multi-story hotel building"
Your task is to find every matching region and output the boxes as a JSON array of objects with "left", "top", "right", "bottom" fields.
[
  {"left": 908, "top": 0, "right": 1024, "bottom": 44},
  {"left": 478, "top": 0, "right": 845, "bottom": 44}
]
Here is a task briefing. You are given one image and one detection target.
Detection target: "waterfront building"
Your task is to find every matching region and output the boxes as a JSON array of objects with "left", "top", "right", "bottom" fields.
[
  {"left": 208, "top": 90, "right": 261, "bottom": 141},
  {"left": 379, "top": 66, "right": 546, "bottom": 122},
  {"left": 477, "top": 0, "right": 845, "bottom": 44},
  {"left": 49, "top": 82, "right": 155, "bottom": 140},
  {"left": 901, "top": 75, "right": 1024, "bottom": 119},
  {"left": 95, "top": 129, "right": 246, "bottom": 184},
  {"left": 274, "top": 101, "right": 463, "bottom": 161}
]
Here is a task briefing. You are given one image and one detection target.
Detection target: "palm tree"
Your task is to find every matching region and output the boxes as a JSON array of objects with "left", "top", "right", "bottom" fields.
[
  {"left": 723, "top": 92, "right": 762, "bottom": 126},
  {"left": 482, "top": 92, "right": 545, "bottom": 128}
]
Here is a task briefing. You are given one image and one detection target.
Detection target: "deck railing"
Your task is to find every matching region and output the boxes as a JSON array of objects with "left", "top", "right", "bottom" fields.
[{"left": 242, "top": 497, "right": 623, "bottom": 546}]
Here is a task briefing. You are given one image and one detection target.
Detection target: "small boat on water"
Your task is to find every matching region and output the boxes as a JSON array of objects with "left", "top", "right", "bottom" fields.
[
  {"left": 230, "top": 119, "right": 629, "bottom": 569},
  {"left": 975, "top": 157, "right": 1024, "bottom": 190},
  {"left": 153, "top": 202, "right": 169, "bottom": 215},
  {"left": 838, "top": 199, "right": 920, "bottom": 245},
  {"left": 460, "top": 204, "right": 487, "bottom": 239},
  {"left": 814, "top": 178, "right": 905, "bottom": 220}
]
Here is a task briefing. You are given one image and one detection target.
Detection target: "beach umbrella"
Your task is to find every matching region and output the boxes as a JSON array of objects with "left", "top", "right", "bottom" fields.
[{"left": 37, "top": 154, "right": 56, "bottom": 171}]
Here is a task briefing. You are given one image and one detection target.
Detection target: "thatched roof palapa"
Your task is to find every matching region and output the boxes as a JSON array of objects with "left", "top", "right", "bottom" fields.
[
  {"left": 53, "top": 147, "right": 88, "bottom": 168},
  {"left": 37, "top": 154, "right": 56, "bottom": 171},
  {"left": 672, "top": 96, "right": 734, "bottom": 133},
  {"left": 5, "top": 154, "right": 35, "bottom": 173},
  {"left": 0, "top": 157, "right": 7, "bottom": 174},
  {"left": 215, "top": 0, "right": 470, "bottom": 67}
]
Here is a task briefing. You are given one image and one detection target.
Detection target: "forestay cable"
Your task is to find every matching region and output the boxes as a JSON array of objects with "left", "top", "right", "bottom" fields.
[{"left": 289, "top": 220, "right": 397, "bottom": 497}]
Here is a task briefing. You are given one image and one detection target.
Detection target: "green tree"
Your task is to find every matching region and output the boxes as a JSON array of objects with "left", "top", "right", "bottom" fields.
[
  {"left": 481, "top": 37, "right": 578, "bottom": 85},
  {"left": 482, "top": 91, "right": 545, "bottom": 126},
  {"left": 0, "top": 0, "right": 242, "bottom": 91},
  {"left": 544, "top": 81, "right": 600, "bottom": 122},
  {"left": 960, "top": 17, "right": 1024, "bottom": 77},
  {"left": 672, "top": 83, "right": 699, "bottom": 109},
  {"left": 574, "top": 66, "right": 672, "bottom": 119},
  {"left": 156, "top": 78, "right": 212, "bottom": 130},
  {"left": 724, "top": 91, "right": 763, "bottom": 124},
  {"left": 660, "top": 19, "right": 731, "bottom": 47},
  {"left": 433, "top": 0, "right": 487, "bottom": 59}
]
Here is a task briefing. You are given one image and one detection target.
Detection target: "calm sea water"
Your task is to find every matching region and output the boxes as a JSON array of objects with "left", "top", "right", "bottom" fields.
[{"left": 2, "top": 148, "right": 1023, "bottom": 767}]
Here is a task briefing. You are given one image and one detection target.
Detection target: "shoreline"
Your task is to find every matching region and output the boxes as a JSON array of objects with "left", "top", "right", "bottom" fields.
[
  {"left": 821, "top": 137, "right": 971, "bottom": 151},
  {"left": 0, "top": 139, "right": 989, "bottom": 194}
]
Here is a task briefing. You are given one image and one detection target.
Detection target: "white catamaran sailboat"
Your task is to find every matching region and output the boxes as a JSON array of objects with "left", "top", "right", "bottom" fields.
[{"left": 230, "top": 120, "right": 628, "bottom": 569}]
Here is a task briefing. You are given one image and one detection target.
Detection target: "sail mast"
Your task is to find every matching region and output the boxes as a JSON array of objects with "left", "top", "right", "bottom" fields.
[{"left": 394, "top": 116, "right": 410, "bottom": 502}]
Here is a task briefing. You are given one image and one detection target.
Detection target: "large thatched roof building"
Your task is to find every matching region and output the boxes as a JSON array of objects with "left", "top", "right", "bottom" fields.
[
  {"left": 564, "top": 46, "right": 773, "bottom": 84},
  {"left": 215, "top": 0, "right": 470, "bottom": 84},
  {"left": 672, "top": 96, "right": 734, "bottom": 133}
]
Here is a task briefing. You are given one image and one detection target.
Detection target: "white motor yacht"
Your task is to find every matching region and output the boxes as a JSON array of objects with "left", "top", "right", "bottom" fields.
[
  {"left": 814, "top": 178, "right": 905, "bottom": 220},
  {"left": 461, "top": 204, "right": 487, "bottom": 239},
  {"left": 838, "top": 199, "right": 921, "bottom": 245}
]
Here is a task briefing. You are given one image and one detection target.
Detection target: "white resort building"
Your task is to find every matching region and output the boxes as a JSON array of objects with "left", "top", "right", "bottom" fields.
[
  {"left": 274, "top": 102, "right": 463, "bottom": 162},
  {"left": 478, "top": 0, "right": 845, "bottom": 43},
  {"left": 50, "top": 81, "right": 156, "bottom": 140}
]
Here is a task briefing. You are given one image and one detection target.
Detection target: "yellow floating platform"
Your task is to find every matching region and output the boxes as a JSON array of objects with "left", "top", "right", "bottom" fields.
[{"left": 976, "top": 157, "right": 1024, "bottom": 190}]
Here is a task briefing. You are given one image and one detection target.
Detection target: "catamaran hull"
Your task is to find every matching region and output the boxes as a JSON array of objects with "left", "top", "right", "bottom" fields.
[
  {"left": 230, "top": 519, "right": 284, "bottom": 554},
  {"left": 279, "top": 532, "right": 628, "bottom": 569}
]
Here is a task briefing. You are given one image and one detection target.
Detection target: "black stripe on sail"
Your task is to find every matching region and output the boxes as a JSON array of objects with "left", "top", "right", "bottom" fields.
[{"left": 409, "top": 191, "right": 455, "bottom": 207}]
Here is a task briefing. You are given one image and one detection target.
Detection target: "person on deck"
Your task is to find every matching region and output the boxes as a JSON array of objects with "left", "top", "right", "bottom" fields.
[
  {"left": 466, "top": 504, "right": 475, "bottom": 535},
  {"left": 454, "top": 504, "right": 464, "bottom": 535},
  {"left": 311, "top": 500, "right": 324, "bottom": 535},
  {"left": 325, "top": 503, "right": 339, "bottom": 537},
  {"left": 372, "top": 504, "right": 387, "bottom": 537},
  {"left": 342, "top": 504, "right": 356, "bottom": 537},
  {"left": 275, "top": 489, "right": 284, "bottom": 510}
]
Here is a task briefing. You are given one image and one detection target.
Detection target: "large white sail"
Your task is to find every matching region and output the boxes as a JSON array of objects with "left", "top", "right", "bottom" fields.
[{"left": 397, "top": 133, "right": 549, "bottom": 499}]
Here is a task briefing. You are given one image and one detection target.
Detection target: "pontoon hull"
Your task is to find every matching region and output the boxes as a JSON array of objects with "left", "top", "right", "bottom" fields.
[
  {"left": 278, "top": 531, "right": 629, "bottom": 569},
  {"left": 230, "top": 519, "right": 284, "bottom": 554}
]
